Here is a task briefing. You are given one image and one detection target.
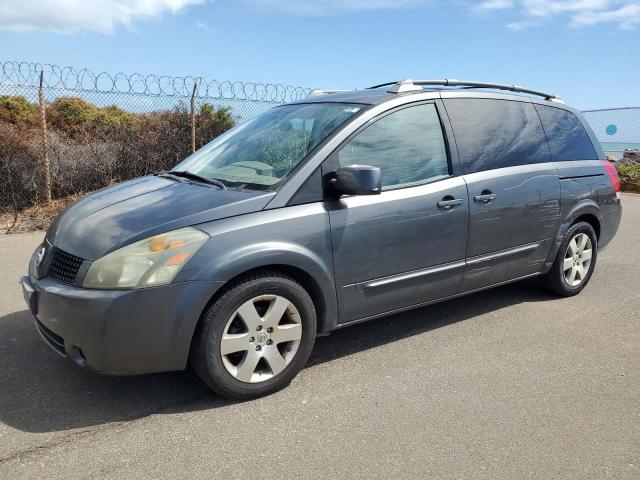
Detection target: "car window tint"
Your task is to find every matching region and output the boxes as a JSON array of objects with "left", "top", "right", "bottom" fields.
[
  {"left": 535, "top": 104, "right": 598, "bottom": 161},
  {"left": 338, "top": 103, "right": 449, "bottom": 189},
  {"left": 445, "top": 98, "right": 551, "bottom": 174}
]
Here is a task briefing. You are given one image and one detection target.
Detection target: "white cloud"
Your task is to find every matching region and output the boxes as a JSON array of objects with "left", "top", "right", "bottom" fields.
[
  {"left": 506, "top": 19, "right": 541, "bottom": 29},
  {"left": 0, "top": 0, "right": 637, "bottom": 33},
  {"left": 241, "top": 0, "right": 428, "bottom": 15},
  {"left": 475, "top": 0, "right": 516, "bottom": 11},
  {"left": 246, "top": 0, "right": 640, "bottom": 28},
  {"left": 473, "top": 0, "right": 640, "bottom": 30},
  {"left": 0, "top": 0, "right": 206, "bottom": 34},
  {"left": 571, "top": 3, "right": 640, "bottom": 28},
  {"left": 196, "top": 19, "right": 213, "bottom": 30}
]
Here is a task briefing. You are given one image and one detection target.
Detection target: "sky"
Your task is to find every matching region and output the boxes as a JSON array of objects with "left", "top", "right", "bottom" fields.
[{"left": 0, "top": 0, "right": 639, "bottom": 109}]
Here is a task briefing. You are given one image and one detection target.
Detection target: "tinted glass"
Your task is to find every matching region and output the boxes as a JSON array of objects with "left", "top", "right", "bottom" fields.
[
  {"left": 535, "top": 104, "right": 598, "bottom": 161},
  {"left": 445, "top": 98, "right": 551, "bottom": 174},
  {"left": 338, "top": 103, "right": 448, "bottom": 188},
  {"left": 175, "top": 103, "right": 363, "bottom": 190}
]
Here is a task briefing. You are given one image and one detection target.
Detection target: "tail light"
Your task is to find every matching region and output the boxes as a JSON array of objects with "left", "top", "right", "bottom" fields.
[{"left": 601, "top": 159, "right": 621, "bottom": 196}]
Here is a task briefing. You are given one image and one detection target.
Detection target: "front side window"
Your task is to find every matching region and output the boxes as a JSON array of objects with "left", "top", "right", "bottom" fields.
[
  {"left": 445, "top": 98, "right": 551, "bottom": 174},
  {"left": 535, "top": 105, "right": 598, "bottom": 161},
  {"left": 175, "top": 103, "right": 363, "bottom": 190},
  {"left": 337, "top": 103, "right": 449, "bottom": 189}
]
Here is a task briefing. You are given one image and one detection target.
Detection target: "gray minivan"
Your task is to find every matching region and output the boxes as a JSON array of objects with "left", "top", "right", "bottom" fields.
[{"left": 22, "top": 79, "right": 622, "bottom": 399}]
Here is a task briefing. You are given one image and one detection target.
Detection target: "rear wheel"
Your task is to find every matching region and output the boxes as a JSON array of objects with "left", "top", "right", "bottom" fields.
[
  {"left": 540, "top": 221, "right": 597, "bottom": 297},
  {"left": 190, "top": 271, "right": 317, "bottom": 399}
]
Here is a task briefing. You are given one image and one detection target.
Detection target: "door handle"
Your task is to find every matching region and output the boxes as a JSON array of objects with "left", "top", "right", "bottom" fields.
[
  {"left": 473, "top": 190, "right": 496, "bottom": 204},
  {"left": 437, "top": 197, "right": 464, "bottom": 209}
]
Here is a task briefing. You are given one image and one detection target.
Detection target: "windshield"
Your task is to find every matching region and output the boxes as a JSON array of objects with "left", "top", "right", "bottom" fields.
[{"left": 173, "top": 103, "right": 364, "bottom": 190}]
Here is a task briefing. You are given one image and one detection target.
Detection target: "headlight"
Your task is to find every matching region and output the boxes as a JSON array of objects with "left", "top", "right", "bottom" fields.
[
  {"left": 29, "top": 243, "right": 44, "bottom": 277},
  {"left": 83, "top": 227, "right": 209, "bottom": 289}
]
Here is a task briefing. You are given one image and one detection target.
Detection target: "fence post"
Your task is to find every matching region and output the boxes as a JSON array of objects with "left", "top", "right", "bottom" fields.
[
  {"left": 38, "top": 70, "right": 52, "bottom": 205},
  {"left": 190, "top": 83, "right": 197, "bottom": 153}
]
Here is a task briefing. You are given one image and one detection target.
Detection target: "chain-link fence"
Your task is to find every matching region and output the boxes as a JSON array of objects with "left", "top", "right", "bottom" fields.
[
  {"left": 0, "top": 60, "right": 313, "bottom": 210},
  {"left": 2, "top": 59, "right": 639, "bottom": 211},
  {"left": 0, "top": 60, "right": 312, "bottom": 120},
  {"left": 582, "top": 107, "right": 640, "bottom": 160}
]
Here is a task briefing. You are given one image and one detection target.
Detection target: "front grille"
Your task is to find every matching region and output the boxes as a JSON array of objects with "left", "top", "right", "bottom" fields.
[
  {"left": 35, "top": 319, "right": 66, "bottom": 356},
  {"left": 48, "top": 247, "right": 84, "bottom": 284}
]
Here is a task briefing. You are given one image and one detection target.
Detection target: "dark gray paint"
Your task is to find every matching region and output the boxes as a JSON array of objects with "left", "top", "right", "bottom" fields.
[
  {"left": 25, "top": 276, "right": 222, "bottom": 374},
  {"left": 288, "top": 88, "right": 396, "bottom": 106},
  {"left": 47, "top": 175, "right": 273, "bottom": 261},
  {"left": 177, "top": 202, "right": 338, "bottom": 334},
  {"left": 460, "top": 164, "right": 561, "bottom": 291},
  {"left": 327, "top": 176, "right": 468, "bottom": 322},
  {"left": 23, "top": 88, "right": 622, "bottom": 375},
  {"left": 541, "top": 160, "right": 621, "bottom": 272}
]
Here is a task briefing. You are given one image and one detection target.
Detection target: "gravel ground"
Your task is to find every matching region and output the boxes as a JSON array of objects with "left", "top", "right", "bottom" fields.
[{"left": 0, "top": 194, "right": 638, "bottom": 479}]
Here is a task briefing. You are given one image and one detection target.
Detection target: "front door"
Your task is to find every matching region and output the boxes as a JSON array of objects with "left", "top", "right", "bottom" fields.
[{"left": 326, "top": 102, "right": 469, "bottom": 323}]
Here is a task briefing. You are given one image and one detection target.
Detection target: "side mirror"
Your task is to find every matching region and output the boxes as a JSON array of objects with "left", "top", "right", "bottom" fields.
[{"left": 330, "top": 165, "right": 382, "bottom": 196}]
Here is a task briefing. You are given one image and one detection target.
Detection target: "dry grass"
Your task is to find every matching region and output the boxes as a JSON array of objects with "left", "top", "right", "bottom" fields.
[{"left": 0, "top": 194, "right": 83, "bottom": 234}]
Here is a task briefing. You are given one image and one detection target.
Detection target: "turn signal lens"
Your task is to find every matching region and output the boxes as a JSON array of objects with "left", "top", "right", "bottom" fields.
[
  {"left": 165, "top": 251, "right": 190, "bottom": 266},
  {"left": 148, "top": 236, "right": 188, "bottom": 252},
  {"left": 149, "top": 236, "right": 170, "bottom": 252}
]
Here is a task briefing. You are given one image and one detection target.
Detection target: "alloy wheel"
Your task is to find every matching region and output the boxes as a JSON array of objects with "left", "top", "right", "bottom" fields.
[
  {"left": 563, "top": 233, "right": 593, "bottom": 287},
  {"left": 220, "top": 294, "right": 302, "bottom": 383}
]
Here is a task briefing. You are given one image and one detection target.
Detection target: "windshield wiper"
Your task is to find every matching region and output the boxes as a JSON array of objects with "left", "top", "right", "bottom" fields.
[{"left": 161, "top": 171, "right": 226, "bottom": 190}]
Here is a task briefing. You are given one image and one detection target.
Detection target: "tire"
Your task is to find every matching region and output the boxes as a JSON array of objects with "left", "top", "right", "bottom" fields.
[
  {"left": 190, "top": 271, "right": 317, "bottom": 400},
  {"left": 540, "top": 221, "right": 598, "bottom": 297}
]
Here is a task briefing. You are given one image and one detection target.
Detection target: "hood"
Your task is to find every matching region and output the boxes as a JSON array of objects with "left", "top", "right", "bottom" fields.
[{"left": 47, "top": 175, "right": 274, "bottom": 261}]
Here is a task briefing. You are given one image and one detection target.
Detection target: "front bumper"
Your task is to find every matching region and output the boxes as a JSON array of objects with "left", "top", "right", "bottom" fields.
[{"left": 21, "top": 275, "right": 223, "bottom": 375}]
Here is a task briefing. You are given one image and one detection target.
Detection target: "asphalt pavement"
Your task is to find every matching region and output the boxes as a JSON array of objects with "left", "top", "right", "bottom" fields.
[{"left": 0, "top": 194, "right": 638, "bottom": 479}]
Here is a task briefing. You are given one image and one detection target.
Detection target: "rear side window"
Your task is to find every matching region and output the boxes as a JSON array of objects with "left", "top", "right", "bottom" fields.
[
  {"left": 338, "top": 103, "right": 449, "bottom": 189},
  {"left": 445, "top": 98, "right": 551, "bottom": 174},
  {"left": 535, "top": 105, "right": 598, "bottom": 161}
]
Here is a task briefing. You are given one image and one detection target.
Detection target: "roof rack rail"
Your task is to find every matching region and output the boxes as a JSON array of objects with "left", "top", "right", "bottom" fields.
[
  {"left": 307, "top": 89, "right": 351, "bottom": 97},
  {"left": 368, "top": 79, "right": 563, "bottom": 102}
]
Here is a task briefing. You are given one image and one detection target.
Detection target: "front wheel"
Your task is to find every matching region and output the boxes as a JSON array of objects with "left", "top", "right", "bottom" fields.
[
  {"left": 540, "top": 221, "right": 598, "bottom": 297},
  {"left": 190, "top": 271, "right": 317, "bottom": 399}
]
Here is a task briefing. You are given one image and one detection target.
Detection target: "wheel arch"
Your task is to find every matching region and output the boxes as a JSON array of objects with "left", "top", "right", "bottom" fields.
[
  {"left": 214, "top": 264, "right": 330, "bottom": 335},
  {"left": 542, "top": 200, "right": 602, "bottom": 273},
  {"left": 573, "top": 213, "right": 600, "bottom": 240},
  {"left": 187, "top": 243, "right": 338, "bottom": 350}
]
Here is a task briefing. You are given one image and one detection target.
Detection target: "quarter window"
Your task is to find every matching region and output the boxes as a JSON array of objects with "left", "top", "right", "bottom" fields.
[
  {"left": 445, "top": 98, "right": 551, "bottom": 174},
  {"left": 535, "top": 105, "right": 598, "bottom": 161},
  {"left": 338, "top": 103, "right": 449, "bottom": 189}
]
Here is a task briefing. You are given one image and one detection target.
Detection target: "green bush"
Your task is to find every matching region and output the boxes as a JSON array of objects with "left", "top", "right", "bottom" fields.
[
  {"left": 0, "top": 96, "right": 37, "bottom": 126},
  {"left": 94, "top": 104, "right": 137, "bottom": 130},
  {"left": 617, "top": 162, "right": 640, "bottom": 193},
  {"left": 0, "top": 96, "right": 236, "bottom": 209},
  {"left": 47, "top": 97, "right": 137, "bottom": 136},
  {"left": 48, "top": 97, "right": 97, "bottom": 133},
  {"left": 197, "top": 104, "right": 234, "bottom": 148}
]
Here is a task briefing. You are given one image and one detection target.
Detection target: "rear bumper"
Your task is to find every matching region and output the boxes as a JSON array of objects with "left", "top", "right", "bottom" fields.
[
  {"left": 598, "top": 199, "right": 622, "bottom": 251},
  {"left": 21, "top": 275, "right": 223, "bottom": 375}
]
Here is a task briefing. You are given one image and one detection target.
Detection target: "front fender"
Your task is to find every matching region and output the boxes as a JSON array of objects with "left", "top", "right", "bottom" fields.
[
  {"left": 176, "top": 204, "right": 338, "bottom": 333},
  {"left": 207, "top": 241, "right": 333, "bottom": 283}
]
